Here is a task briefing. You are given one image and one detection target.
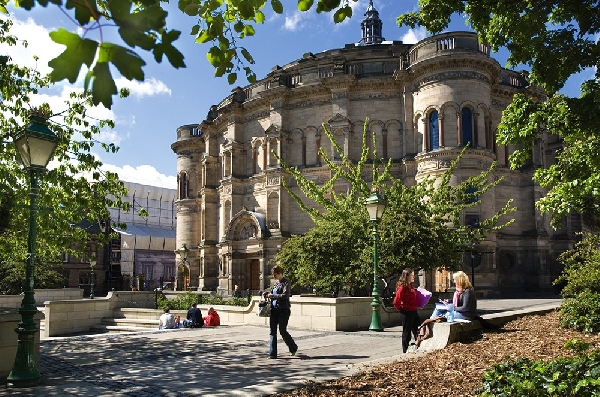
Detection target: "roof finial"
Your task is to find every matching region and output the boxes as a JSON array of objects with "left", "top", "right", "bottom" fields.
[{"left": 358, "top": 0, "right": 385, "bottom": 45}]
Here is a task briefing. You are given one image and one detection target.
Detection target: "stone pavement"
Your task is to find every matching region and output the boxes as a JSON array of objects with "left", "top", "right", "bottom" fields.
[{"left": 1, "top": 298, "right": 560, "bottom": 397}]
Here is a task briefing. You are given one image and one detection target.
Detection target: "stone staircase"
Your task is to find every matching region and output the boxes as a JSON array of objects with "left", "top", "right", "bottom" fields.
[{"left": 90, "top": 308, "right": 186, "bottom": 334}]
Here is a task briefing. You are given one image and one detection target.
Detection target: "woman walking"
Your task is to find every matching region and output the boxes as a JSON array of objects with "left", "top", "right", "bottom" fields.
[
  {"left": 263, "top": 265, "right": 298, "bottom": 359},
  {"left": 393, "top": 268, "right": 420, "bottom": 353}
]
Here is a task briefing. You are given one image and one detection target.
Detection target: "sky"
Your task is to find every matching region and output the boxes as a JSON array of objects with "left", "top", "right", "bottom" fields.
[{"left": 1, "top": 0, "right": 590, "bottom": 190}]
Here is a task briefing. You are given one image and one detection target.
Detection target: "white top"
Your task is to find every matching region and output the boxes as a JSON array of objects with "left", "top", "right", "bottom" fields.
[{"left": 159, "top": 313, "right": 175, "bottom": 328}]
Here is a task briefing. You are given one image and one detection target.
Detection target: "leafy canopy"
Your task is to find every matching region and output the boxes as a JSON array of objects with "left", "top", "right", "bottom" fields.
[
  {"left": 1, "top": 0, "right": 358, "bottom": 108},
  {"left": 274, "top": 120, "right": 515, "bottom": 295},
  {"left": 1, "top": 18, "right": 134, "bottom": 292}
]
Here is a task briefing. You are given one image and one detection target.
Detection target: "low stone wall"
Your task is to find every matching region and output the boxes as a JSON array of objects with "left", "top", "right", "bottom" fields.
[
  {"left": 122, "top": 296, "right": 406, "bottom": 331},
  {"left": 0, "top": 288, "right": 82, "bottom": 309},
  {"left": 44, "top": 291, "right": 157, "bottom": 337},
  {"left": 0, "top": 308, "right": 44, "bottom": 378},
  {"left": 48, "top": 295, "right": 407, "bottom": 334}
]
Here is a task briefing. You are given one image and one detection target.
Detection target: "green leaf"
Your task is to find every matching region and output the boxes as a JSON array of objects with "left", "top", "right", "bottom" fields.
[
  {"left": 227, "top": 72, "right": 237, "bottom": 84},
  {"left": 196, "top": 30, "right": 213, "bottom": 43},
  {"left": 243, "top": 25, "right": 256, "bottom": 37},
  {"left": 48, "top": 29, "right": 98, "bottom": 83},
  {"left": 118, "top": 28, "right": 156, "bottom": 51},
  {"left": 153, "top": 30, "right": 186, "bottom": 68},
  {"left": 90, "top": 62, "right": 118, "bottom": 108},
  {"left": 65, "top": 0, "right": 99, "bottom": 26},
  {"left": 271, "top": 0, "right": 283, "bottom": 14},
  {"left": 333, "top": 6, "right": 352, "bottom": 23},
  {"left": 240, "top": 48, "right": 254, "bottom": 64},
  {"left": 102, "top": 43, "right": 146, "bottom": 81},
  {"left": 297, "top": 0, "right": 314, "bottom": 12}
]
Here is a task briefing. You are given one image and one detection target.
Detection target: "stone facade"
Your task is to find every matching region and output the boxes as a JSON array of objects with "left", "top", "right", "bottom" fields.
[{"left": 171, "top": 5, "right": 580, "bottom": 296}]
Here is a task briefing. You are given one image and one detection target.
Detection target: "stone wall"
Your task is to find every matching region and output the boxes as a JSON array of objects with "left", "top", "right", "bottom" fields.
[
  {"left": 118, "top": 296, "right": 418, "bottom": 332},
  {"left": 0, "top": 288, "right": 83, "bottom": 309},
  {"left": 44, "top": 291, "right": 157, "bottom": 337},
  {"left": 0, "top": 308, "right": 43, "bottom": 379}
]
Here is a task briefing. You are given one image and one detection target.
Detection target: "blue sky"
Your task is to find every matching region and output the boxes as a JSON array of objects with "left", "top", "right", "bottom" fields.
[{"left": 1, "top": 0, "right": 588, "bottom": 189}]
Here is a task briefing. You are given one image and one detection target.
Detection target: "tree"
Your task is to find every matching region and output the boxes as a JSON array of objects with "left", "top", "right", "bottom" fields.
[
  {"left": 555, "top": 233, "right": 600, "bottom": 332},
  {"left": 1, "top": 18, "right": 132, "bottom": 292},
  {"left": 396, "top": 0, "right": 600, "bottom": 227},
  {"left": 274, "top": 120, "right": 515, "bottom": 295}
]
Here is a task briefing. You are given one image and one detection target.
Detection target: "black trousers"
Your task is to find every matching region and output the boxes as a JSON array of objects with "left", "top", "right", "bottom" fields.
[{"left": 400, "top": 309, "right": 420, "bottom": 353}]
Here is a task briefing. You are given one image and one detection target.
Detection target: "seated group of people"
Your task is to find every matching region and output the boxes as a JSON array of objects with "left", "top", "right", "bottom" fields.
[{"left": 158, "top": 303, "right": 221, "bottom": 330}]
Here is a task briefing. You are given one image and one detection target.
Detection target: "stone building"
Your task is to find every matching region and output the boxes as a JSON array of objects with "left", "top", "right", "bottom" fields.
[
  {"left": 171, "top": 2, "right": 580, "bottom": 296},
  {"left": 59, "top": 182, "right": 177, "bottom": 295}
]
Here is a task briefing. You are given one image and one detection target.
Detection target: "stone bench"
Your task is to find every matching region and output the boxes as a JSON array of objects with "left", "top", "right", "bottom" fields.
[
  {"left": 418, "top": 319, "right": 484, "bottom": 351},
  {"left": 417, "top": 306, "right": 557, "bottom": 352}
]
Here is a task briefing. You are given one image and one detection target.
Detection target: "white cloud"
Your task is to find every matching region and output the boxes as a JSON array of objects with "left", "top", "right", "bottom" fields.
[
  {"left": 284, "top": 12, "right": 308, "bottom": 31},
  {"left": 116, "top": 77, "right": 172, "bottom": 99},
  {"left": 0, "top": 17, "right": 62, "bottom": 75},
  {"left": 401, "top": 27, "right": 428, "bottom": 44},
  {"left": 101, "top": 164, "right": 177, "bottom": 189}
]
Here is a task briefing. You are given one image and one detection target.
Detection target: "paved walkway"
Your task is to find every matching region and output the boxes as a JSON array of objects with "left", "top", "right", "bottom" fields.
[{"left": 1, "top": 298, "right": 560, "bottom": 396}]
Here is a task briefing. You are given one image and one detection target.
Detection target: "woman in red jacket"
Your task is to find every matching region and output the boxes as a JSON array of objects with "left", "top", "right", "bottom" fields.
[
  {"left": 393, "top": 268, "right": 420, "bottom": 353},
  {"left": 203, "top": 307, "right": 221, "bottom": 327}
]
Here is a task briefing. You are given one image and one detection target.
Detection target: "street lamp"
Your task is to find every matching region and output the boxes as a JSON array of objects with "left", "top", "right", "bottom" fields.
[
  {"left": 89, "top": 255, "right": 97, "bottom": 299},
  {"left": 175, "top": 244, "right": 189, "bottom": 291},
  {"left": 364, "top": 188, "right": 387, "bottom": 332},
  {"left": 8, "top": 111, "right": 60, "bottom": 387}
]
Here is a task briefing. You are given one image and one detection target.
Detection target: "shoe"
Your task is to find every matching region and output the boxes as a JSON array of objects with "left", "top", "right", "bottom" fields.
[
  {"left": 290, "top": 349, "right": 298, "bottom": 356},
  {"left": 267, "top": 356, "right": 277, "bottom": 359}
]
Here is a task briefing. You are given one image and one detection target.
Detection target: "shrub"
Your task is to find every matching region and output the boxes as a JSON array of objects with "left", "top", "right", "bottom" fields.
[
  {"left": 225, "top": 297, "right": 249, "bottom": 307},
  {"left": 157, "top": 292, "right": 199, "bottom": 310},
  {"left": 201, "top": 294, "right": 224, "bottom": 306},
  {"left": 555, "top": 233, "right": 600, "bottom": 332},
  {"left": 478, "top": 343, "right": 600, "bottom": 396}
]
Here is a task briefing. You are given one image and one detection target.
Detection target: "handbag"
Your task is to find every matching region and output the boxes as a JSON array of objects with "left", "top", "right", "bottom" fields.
[{"left": 256, "top": 299, "right": 271, "bottom": 317}]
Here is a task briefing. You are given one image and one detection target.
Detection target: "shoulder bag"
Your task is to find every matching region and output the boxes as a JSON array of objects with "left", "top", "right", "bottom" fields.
[{"left": 256, "top": 299, "right": 271, "bottom": 317}]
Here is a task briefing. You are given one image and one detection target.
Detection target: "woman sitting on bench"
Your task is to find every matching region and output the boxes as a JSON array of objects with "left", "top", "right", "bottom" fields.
[{"left": 430, "top": 271, "right": 477, "bottom": 321}]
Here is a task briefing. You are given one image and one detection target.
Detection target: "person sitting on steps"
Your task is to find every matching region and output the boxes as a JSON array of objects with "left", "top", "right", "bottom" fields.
[
  {"left": 183, "top": 303, "right": 203, "bottom": 328},
  {"left": 158, "top": 308, "right": 175, "bottom": 330}
]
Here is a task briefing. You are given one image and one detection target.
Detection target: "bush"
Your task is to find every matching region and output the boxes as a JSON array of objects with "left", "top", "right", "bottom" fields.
[
  {"left": 201, "top": 294, "right": 224, "bottom": 306},
  {"left": 555, "top": 233, "right": 600, "bottom": 332},
  {"left": 157, "top": 292, "right": 199, "bottom": 310},
  {"left": 478, "top": 342, "right": 600, "bottom": 396},
  {"left": 225, "top": 297, "right": 249, "bottom": 307}
]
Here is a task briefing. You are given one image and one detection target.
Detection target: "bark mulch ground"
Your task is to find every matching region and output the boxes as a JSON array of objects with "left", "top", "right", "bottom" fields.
[{"left": 272, "top": 311, "right": 600, "bottom": 396}]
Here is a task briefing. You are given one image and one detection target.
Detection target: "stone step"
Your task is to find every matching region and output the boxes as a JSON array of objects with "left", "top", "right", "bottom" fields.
[
  {"left": 90, "top": 324, "right": 156, "bottom": 334},
  {"left": 101, "top": 318, "right": 159, "bottom": 328}
]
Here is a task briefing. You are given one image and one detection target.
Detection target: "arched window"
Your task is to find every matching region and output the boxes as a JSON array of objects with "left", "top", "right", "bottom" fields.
[
  {"left": 461, "top": 108, "right": 474, "bottom": 148},
  {"left": 429, "top": 111, "right": 439, "bottom": 150}
]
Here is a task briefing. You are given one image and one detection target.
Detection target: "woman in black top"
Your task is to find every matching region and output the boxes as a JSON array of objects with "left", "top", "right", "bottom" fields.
[{"left": 263, "top": 265, "right": 298, "bottom": 359}]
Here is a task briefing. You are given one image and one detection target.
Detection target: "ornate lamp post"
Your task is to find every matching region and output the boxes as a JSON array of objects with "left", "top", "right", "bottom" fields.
[
  {"left": 8, "top": 111, "right": 60, "bottom": 387},
  {"left": 175, "top": 244, "right": 189, "bottom": 291},
  {"left": 364, "top": 188, "right": 387, "bottom": 332},
  {"left": 89, "top": 255, "right": 97, "bottom": 299}
]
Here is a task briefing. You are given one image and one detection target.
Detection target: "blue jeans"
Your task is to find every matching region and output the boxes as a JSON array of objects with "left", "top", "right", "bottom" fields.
[
  {"left": 269, "top": 307, "right": 297, "bottom": 357},
  {"left": 430, "top": 308, "right": 470, "bottom": 321}
]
